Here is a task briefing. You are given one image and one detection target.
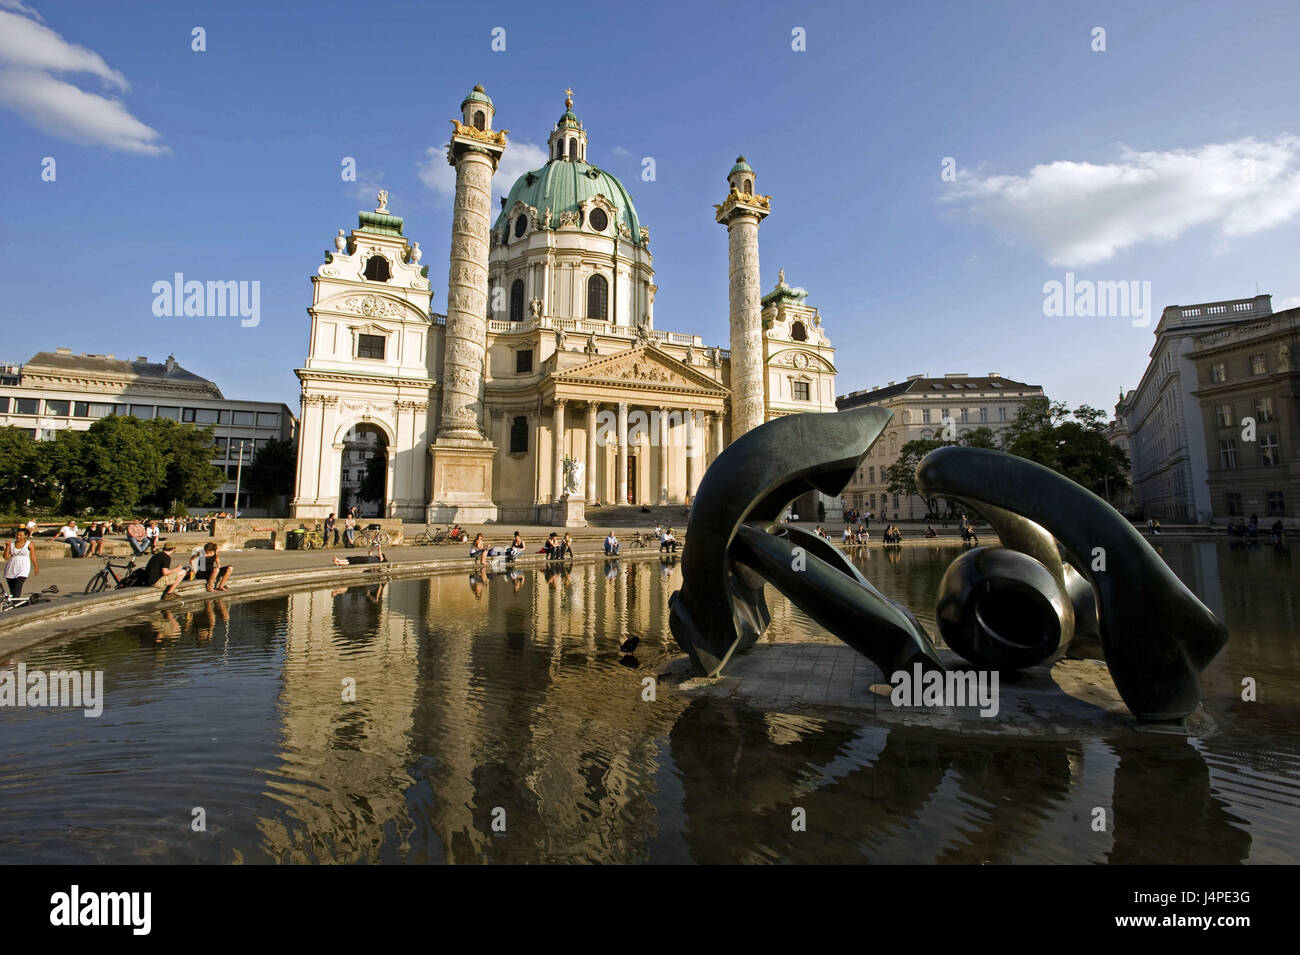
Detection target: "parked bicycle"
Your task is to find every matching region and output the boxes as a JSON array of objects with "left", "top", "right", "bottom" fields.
[
  {"left": 301, "top": 523, "right": 327, "bottom": 550},
  {"left": 359, "top": 524, "right": 390, "bottom": 548},
  {"left": 626, "top": 532, "right": 651, "bottom": 549},
  {"left": 1, "top": 584, "right": 59, "bottom": 612},
  {"left": 413, "top": 524, "right": 446, "bottom": 545},
  {"left": 84, "top": 557, "right": 139, "bottom": 594}
]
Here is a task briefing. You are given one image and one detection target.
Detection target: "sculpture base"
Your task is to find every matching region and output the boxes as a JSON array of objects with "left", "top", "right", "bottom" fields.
[
  {"left": 427, "top": 438, "right": 498, "bottom": 525},
  {"left": 544, "top": 497, "right": 587, "bottom": 528}
]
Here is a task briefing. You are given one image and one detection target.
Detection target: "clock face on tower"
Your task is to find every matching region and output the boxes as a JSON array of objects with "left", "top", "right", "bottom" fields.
[{"left": 589, "top": 208, "right": 608, "bottom": 233}]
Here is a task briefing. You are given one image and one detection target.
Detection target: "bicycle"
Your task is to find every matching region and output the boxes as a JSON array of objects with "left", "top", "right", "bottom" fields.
[
  {"left": 1, "top": 584, "right": 60, "bottom": 612},
  {"left": 412, "top": 524, "right": 439, "bottom": 545},
  {"left": 84, "top": 557, "right": 138, "bottom": 594},
  {"left": 626, "top": 532, "right": 651, "bottom": 549},
  {"left": 359, "top": 524, "right": 390, "bottom": 549},
  {"left": 301, "top": 523, "right": 326, "bottom": 550}
]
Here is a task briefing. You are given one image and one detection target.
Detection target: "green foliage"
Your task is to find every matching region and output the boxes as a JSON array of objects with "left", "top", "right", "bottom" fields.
[
  {"left": 1003, "top": 398, "right": 1130, "bottom": 498},
  {"left": 0, "top": 416, "right": 228, "bottom": 515},
  {"left": 245, "top": 437, "right": 297, "bottom": 500}
]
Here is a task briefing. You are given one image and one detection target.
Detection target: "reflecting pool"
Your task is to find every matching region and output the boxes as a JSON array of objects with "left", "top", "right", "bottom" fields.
[{"left": 0, "top": 542, "right": 1296, "bottom": 863}]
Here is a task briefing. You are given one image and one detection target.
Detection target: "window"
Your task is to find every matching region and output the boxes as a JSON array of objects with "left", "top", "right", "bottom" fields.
[
  {"left": 868, "top": 466, "right": 875, "bottom": 484},
  {"left": 509, "top": 279, "right": 525, "bottom": 322},
  {"left": 1226, "top": 492, "right": 1243, "bottom": 516},
  {"left": 509, "top": 415, "right": 528, "bottom": 453},
  {"left": 893, "top": 494, "right": 900, "bottom": 509},
  {"left": 1211, "top": 362, "right": 1227, "bottom": 383},
  {"left": 232, "top": 411, "right": 256, "bottom": 426},
  {"left": 357, "top": 334, "right": 385, "bottom": 360},
  {"left": 516, "top": 349, "right": 533, "bottom": 374},
  {"left": 568, "top": 138, "right": 576, "bottom": 159},
  {"left": 257, "top": 412, "right": 280, "bottom": 428},
  {"left": 790, "top": 322, "right": 807, "bottom": 342},
  {"left": 792, "top": 381, "right": 811, "bottom": 401},
  {"left": 130, "top": 405, "right": 155, "bottom": 419},
  {"left": 1215, "top": 403, "right": 1233, "bottom": 427},
  {"left": 192, "top": 408, "right": 220, "bottom": 424},
  {"left": 940, "top": 408, "right": 949, "bottom": 421},
  {"left": 589, "top": 208, "right": 608, "bottom": 232},
  {"left": 999, "top": 407, "right": 1007, "bottom": 422},
  {"left": 960, "top": 408, "right": 969, "bottom": 423},
  {"left": 13, "top": 397, "right": 38, "bottom": 415},
  {"left": 922, "top": 409, "right": 931, "bottom": 424},
  {"left": 1250, "top": 353, "right": 1267, "bottom": 375},
  {"left": 978, "top": 407, "right": 988, "bottom": 423},
  {"left": 41, "top": 399, "right": 70, "bottom": 416},
  {"left": 213, "top": 437, "right": 228, "bottom": 458},
  {"left": 1267, "top": 491, "right": 1285, "bottom": 516},
  {"left": 254, "top": 438, "right": 270, "bottom": 454},
  {"left": 1254, "top": 397, "right": 1275, "bottom": 422},
  {"left": 0, "top": 397, "right": 7, "bottom": 413},
  {"left": 1260, "top": 434, "right": 1280, "bottom": 467},
  {"left": 1219, "top": 438, "right": 1237, "bottom": 469},
  {"left": 587, "top": 274, "right": 608, "bottom": 320},
  {"left": 514, "top": 215, "right": 528, "bottom": 238},
  {"left": 363, "top": 256, "right": 390, "bottom": 282},
  {"left": 473, "top": 110, "right": 485, "bottom": 131}
]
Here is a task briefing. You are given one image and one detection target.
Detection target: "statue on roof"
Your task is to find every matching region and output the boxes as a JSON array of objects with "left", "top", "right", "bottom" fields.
[
  {"left": 409, "top": 241, "right": 422, "bottom": 264},
  {"left": 778, "top": 267, "right": 786, "bottom": 285},
  {"left": 375, "top": 189, "right": 389, "bottom": 213}
]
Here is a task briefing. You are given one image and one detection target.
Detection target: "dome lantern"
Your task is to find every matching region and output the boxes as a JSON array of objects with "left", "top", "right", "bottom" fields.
[
  {"left": 727, "top": 155, "right": 756, "bottom": 195},
  {"left": 460, "top": 84, "right": 495, "bottom": 132},
  {"left": 547, "top": 88, "right": 588, "bottom": 162}
]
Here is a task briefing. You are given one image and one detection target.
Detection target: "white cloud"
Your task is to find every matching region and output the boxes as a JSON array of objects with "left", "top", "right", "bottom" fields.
[
  {"left": 612, "top": 145, "right": 631, "bottom": 157},
  {"left": 418, "top": 139, "right": 549, "bottom": 206},
  {"left": 0, "top": 6, "right": 165, "bottom": 154},
  {"left": 941, "top": 135, "right": 1300, "bottom": 266},
  {"left": 1276, "top": 295, "right": 1300, "bottom": 310}
]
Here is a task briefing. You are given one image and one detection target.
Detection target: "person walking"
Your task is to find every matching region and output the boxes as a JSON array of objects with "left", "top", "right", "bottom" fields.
[{"left": 4, "top": 528, "right": 37, "bottom": 597}]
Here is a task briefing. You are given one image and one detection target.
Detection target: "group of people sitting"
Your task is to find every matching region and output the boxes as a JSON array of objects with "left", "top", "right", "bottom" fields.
[
  {"left": 1226, "top": 516, "right": 1287, "bottom": 546},
  {"left": 882, "top": 525, "right": 904, "bottom": 544},
  {"left": 144, "top": 541, "right": 234, "bottom": 600},
  {"left": 842, "top": 525, "right": 871, "bottom": 544}
]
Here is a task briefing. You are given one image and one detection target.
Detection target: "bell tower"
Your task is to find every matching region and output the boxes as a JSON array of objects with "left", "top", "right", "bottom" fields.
[{"left": 547, "top": 89, "right": 588, "bottom": 162}]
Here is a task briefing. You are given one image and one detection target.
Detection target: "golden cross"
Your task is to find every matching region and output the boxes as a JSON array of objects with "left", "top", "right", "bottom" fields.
[{"left": 565, "top": 88, "right": 574, "bottom": 107}]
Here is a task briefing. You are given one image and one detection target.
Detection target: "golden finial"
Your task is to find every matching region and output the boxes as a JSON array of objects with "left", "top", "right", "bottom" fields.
[{"left": 564, "top": 88, "right": 574, "bottom": 109}]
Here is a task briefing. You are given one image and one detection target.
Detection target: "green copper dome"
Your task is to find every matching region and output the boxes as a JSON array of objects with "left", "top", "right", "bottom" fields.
[
  {"left": 558, "top": 109, "right": 581, "bottom": 126},
  {"left": 494, "top": 160, "right": 643, "bottom": 246},
  {"left": 729, "top": 156, "right": 753, "bottom": 176},
  {"left": 461, "top": 85, "right": 493, "bottom": 109}
]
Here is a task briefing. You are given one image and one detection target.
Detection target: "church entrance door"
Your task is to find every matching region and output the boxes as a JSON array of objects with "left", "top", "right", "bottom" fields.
[
  {"left": 627, "top": 455, "right": 638, "bottom": 505},
  {"left": 339, "top": 423, "right": 388, "bottom": 518}
]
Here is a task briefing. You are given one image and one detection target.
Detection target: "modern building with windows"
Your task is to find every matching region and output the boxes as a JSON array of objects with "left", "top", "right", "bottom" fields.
[
  {"left": 293, "top": 87, "right": 839, "bottom": 524},
  {"left": 1125, "top": 294, "right": 1274, "bottom": 522},
  {"left": 0, "top": 349, "right": 296, "bottom": 515},
  {"left": 834, "top": 373, "right": 1045, "bottom": 520},
  {"left": 1189, "top": 305, "right": 1298, "bottom": 527}
]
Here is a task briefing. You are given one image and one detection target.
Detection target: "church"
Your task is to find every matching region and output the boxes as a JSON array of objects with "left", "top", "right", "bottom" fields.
[{"left": 292, "top": 87, "right": 839, "bottom": 525}]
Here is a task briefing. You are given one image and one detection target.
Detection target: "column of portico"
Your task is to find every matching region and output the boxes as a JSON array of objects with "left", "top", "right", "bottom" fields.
[
  {"left": 617, "top": 401, "right": 629, "bottom": 505},
  {"left": 657, "top": 408, "right": 669, "bottom": 504},
  {"left": 552, "top": 398, "right": 566, "bottom": 502},
  {"left": 712, "top": 413, "right": 725, "bottom": 463},
  {"left": 686, "top": 411, "right": 700, "bottom": 499},
  {"left": 585, "top": 402, "right": 598, "bottom": 502}
]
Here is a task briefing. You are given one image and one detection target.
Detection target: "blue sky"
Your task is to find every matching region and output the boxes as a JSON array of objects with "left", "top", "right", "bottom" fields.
[{"left": 1, "top": 0, "right": 1298, "bottom": 414}]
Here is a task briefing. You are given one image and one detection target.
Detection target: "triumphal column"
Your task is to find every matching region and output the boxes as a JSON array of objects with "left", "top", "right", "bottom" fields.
[
  {"left": 428, "top": 85, "right": 507, "bottom": 523},
  {"left": 715, "top": 156, "right": 771, "bottom": 441}
]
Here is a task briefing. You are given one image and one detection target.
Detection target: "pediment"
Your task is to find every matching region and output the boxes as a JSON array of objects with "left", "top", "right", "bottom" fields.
[
  {"left": 553, "top": 344, "right": 727, "bottom": 393},
  {"left": 314, "top": 290, "right": 430, "bottom": 324}
]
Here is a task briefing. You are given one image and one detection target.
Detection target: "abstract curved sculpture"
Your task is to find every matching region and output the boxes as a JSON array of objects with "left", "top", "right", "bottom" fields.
[
  {"left": 669, "top": 411, "right": 1228, "bottom": 724},
  {"left": 916, "top": 446, "right": 1228, "bottom": 721},
  {"left": 669, "top": 405, "right": 941, "bottom": 677}
]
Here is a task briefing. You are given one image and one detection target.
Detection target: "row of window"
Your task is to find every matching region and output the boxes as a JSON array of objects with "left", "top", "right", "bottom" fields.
[
  {"left": 916, "top": 407, "right": 1009, "bottom": 424},
  {"left": 850, "top": 493, "right": 902, "bottom": 511},
  {"left": 1209, "top": 353, "right": 1270, "bottom": 383},
  {"left": 1218, "top": 435, "right": 1283, "bottom": 469},
  {"left": 505, "top": 276, "right": 610, "bottom": 322},
  {"left": 1214, "top": 397, "right": 1276, "bottom": 426},
  {"left": 0, "top": 396, "right": 280, "bottom": 428},
  {"left": 212, "top": 437, "right": 271, "bottom": 461},
  {"left": 1225, "top": 492, "right": 1286, "bottom": 516}
]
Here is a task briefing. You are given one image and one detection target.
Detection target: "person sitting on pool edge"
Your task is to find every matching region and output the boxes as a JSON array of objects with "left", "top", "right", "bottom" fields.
[
  {"left": 333, "top": 544, "right": 388, "bottom": 566},
  {"left": 660, "top": 528, "right": 679, "bottom": 553},
  {"left": 195, "top": 541, "right": 234, "bottom": 591},
  {"left": 604, "top": 530, "right": 620, "bottom": 556}
]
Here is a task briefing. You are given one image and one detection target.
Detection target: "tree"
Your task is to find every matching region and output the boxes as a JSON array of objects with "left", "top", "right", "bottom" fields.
[
  {"left": 246, "top": 437, "right": 297, "bottom": 502},
  {"left": 884, "top": 437, "right": 947, "bottom": 516},
  {"left": 0, "top": 427, "right": 54, "bottom": 512},
  {"left": 58, "top": 416, "right": 166, "bottom": 513},
  {"left": 143, "top": 418, "right": 225, "bottom": 511},
  {"left": 1003, "top": 398, "right": 1130, "bottom": 498}
]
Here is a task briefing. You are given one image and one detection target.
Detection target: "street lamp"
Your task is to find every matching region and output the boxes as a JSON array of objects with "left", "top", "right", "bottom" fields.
[{"left": 233, "top": 439, "right": 246, "bottom": 518}]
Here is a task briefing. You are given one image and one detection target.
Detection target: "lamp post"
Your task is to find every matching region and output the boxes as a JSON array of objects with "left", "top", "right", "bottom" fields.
[{"left": 233, "top": 439, "right": 246, "bottom": 518}]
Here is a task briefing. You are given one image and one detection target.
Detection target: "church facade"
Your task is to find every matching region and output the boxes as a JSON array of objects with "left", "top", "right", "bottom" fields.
[{"left": 292, "top": 87, "right": 838, "bottom": 524}]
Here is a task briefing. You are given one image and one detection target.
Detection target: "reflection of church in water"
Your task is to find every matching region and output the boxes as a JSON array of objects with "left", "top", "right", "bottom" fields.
[{"left": 292, "top": 87, "right": 838, "bottom": 524}]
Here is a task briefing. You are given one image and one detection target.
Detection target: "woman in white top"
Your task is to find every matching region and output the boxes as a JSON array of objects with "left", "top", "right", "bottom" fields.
[{"left": 4, "top": 528, "right": 38, "bottom": 597}]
